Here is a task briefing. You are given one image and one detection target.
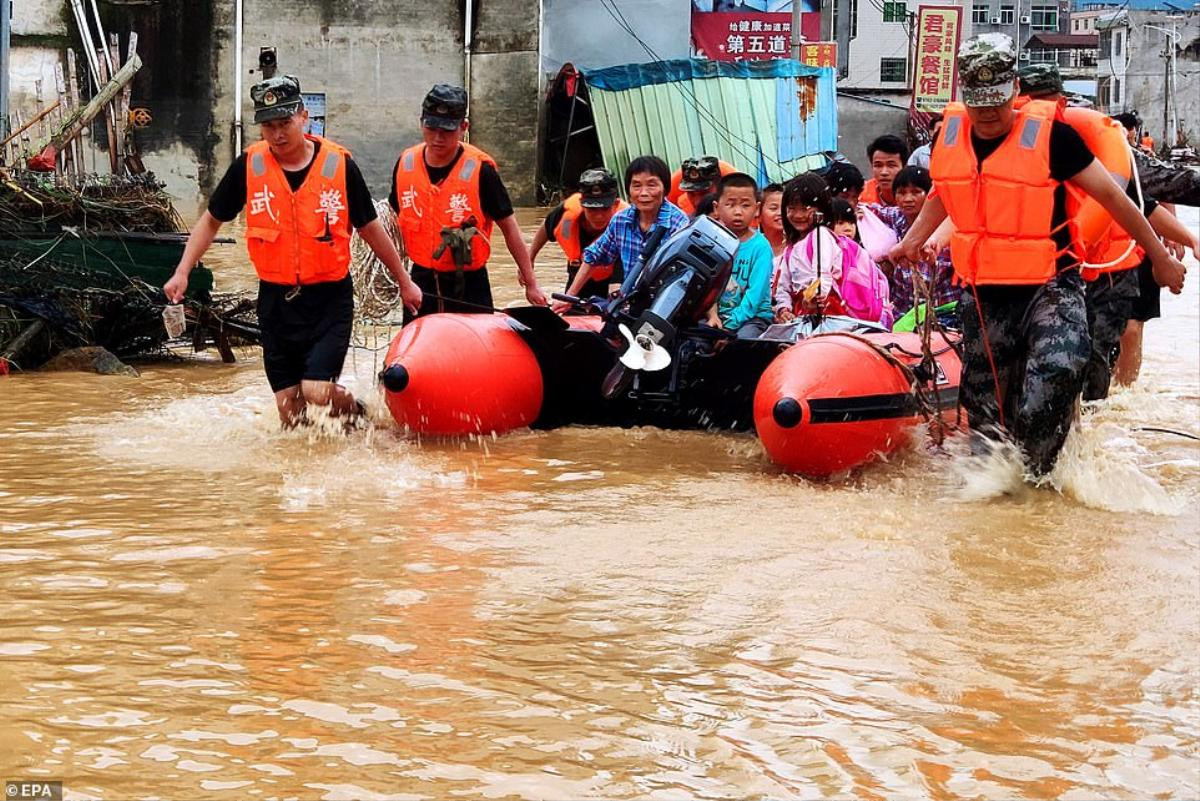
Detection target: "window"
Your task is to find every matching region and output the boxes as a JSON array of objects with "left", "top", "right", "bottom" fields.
[
  {"left": 880, "top": 57, "right": 907, "bottom": 83},
  {"left": 883, "top": 0, "right": 907, "bottom": 22},
  {"left": 1072, "top": 18, "right": 1079, "bottom": 31},
  {"left": 1115, "top": 30, "right": 1123, "bottom": 57},
  {"left": 1098, "top": 29, "right": 1111, "bottom": 57},
  {"left": 1097, "top": 77, "right": 1111, "bottom": 110},
  {"left": 851, "top": 0, "right": 859, "bottom": 38},
  {"left": 1113, "top": 77, "right": 1122, "bottom": 105},
  {"left": 973, "top": 3, "right": 990, "bottom": 23},
  {"left": 1031, "top": 5, "right": 1057, "bottom": 30},
  {"left": 999, "top": 4, "right": 1015, "bottom": 24}
]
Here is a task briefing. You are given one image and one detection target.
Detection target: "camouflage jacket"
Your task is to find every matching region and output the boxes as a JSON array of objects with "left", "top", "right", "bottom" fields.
[{"left": 1134, "top": 150, "right": 1200, "bottom": 207}]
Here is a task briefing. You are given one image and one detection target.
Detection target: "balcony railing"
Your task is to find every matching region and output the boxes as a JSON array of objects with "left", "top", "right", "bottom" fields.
[{"left": 1025, "top": 48, "right": 1099, "bottom": 70}]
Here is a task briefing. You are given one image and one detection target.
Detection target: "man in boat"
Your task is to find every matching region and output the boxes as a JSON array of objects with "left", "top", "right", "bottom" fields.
[
  {"left": 163, "top": 76, "right": 422, "bottom": 429},
  {"left": 860, "top": 135, "right": 908, "bottom": 207},
  {"left": 1018, "top": 63, "right": 1198, "bottom": 401},
  {"left": 528, "top": 168, "right": 626, "bottom": 301},
  {"left": 389, "top": 84, "right": 547, "bottom": 320},
  {"left": 893, "top": 34, "right": 1187, "bottom": 477}
]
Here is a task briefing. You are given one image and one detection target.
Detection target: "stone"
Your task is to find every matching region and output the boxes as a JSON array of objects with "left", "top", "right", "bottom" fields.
[{"left": 41, "top": 347, "right": 140, "bottom": 377}]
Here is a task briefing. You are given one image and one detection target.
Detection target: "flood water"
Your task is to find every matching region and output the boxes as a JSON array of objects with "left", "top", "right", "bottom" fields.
[{"left": 1, "top": 208, "right": 1198, "bottom": 799}]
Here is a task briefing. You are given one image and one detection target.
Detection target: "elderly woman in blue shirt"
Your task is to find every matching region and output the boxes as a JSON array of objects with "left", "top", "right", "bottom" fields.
[{"left": 553, "top": 156, "right": 690, "bottom": 309}]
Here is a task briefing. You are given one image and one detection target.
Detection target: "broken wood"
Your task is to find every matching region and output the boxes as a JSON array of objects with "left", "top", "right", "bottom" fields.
[
  {"left": 27, "top": 54, "right": 142, "bottom": 170},
  {"left": 0, "top": 101, "right": 62, "bottom": 149},
  {"left": 0, "top": 319, "right": 47, "bottom": 370}
]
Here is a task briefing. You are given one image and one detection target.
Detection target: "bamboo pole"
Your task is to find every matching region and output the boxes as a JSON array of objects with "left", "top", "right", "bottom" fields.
[
  {"left": 0, "top": 100, "right": 62, "bottom": 149},
  {"left": 37, "top": 54, "right": 141, "bottom": 157}
]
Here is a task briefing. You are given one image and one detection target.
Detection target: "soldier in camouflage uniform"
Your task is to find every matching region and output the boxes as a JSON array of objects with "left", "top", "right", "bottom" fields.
[
  {"left": 894, "top": 35, "right": 1188, "bottom": 477},
  {"left": 1018, "top": 63, "right": 1142, "bottom": 401}
]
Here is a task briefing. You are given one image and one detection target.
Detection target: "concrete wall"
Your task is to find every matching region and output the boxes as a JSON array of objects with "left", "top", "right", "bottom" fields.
[
  {"left": 239, "top": 0, "right": 465, "bottom": 204},
  {"left": 836, "top": 93, "right": 909, "bottom": 170},
  {"left": 468, "top": 0, "right": 541, "bottom": 203},
  {"left": 6, "top": 0, "right": 544, "bottom": 216},
  {"left": 1123, "top": 12, "right": 1200, "bottom": 149}
]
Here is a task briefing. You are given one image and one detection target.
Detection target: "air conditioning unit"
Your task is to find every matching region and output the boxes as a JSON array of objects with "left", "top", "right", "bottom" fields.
[
  {"left": 1019, "top": 15, "right": 1032, "bottom": 23},
  {"left": 991, "top": 16, "right": 1001, "bottom": 23},
  {"left": 1019, "top": 51, "right": 1031, "bottom": 60}
]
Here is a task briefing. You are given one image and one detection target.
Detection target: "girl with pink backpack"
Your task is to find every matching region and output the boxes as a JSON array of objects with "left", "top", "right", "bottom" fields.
[{"left": 772, "top": 173, "right": 894, "bottom": 328}]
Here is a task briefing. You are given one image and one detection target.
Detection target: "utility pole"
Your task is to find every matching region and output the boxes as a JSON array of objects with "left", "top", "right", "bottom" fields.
[
  {"left": 1, "top": 0, "right": 11, "bottom": 140},
  {"left": 792, "top": 0, "right": 802, "bottom": 61}
]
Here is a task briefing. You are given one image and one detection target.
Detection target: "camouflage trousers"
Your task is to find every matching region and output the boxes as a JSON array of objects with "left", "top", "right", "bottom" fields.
[
  {"left": 958, "top": 270, "right": 1091, "bottom": 476},
  {"left": 1082, "top": 267, "right": 1139, "bottom": 401}
]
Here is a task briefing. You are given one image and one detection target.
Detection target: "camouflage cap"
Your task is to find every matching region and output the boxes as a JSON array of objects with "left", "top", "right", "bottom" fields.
[
  {"left": 679, "top": 156, "right": 721, "bottom": 191},
  {"left": 958, "top": 34, "right": 1017, "bottom": 108},
  {"left": 577, "top": 168, "right": 619, "bottom": 208},
  {"left": 1018, "top": 62, "right": 1063, "bottom": 98},
  {"left": 251, "top": 75, "right": 303, "bottom": 123}
]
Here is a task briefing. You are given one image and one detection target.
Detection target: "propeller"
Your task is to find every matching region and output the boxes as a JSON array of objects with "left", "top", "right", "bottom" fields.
[{"left": 617, "top": 324, "right": 671, "bottom": 372}]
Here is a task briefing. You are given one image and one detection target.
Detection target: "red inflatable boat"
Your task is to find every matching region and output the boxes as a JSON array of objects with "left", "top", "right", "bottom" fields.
[{"left": 379, "top": 217, "right": 963, "bottom": 477}]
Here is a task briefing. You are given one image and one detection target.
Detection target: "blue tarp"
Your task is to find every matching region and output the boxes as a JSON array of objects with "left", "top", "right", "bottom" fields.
[{"left": 582, "top": 58, "right": 838, "bottom": 187}]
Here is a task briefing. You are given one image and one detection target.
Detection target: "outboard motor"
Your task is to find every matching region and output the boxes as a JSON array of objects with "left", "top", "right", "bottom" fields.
[{"left": 602, "top": 216, "right": 739, "bottom": 398}]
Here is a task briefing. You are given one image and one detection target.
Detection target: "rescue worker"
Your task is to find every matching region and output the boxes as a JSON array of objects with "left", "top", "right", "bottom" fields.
[
  {"left": 528, "top": 168, "right": 626, "bottom": 301},
  {"left": 860, "top": 135, "right": 908, "bottom": 206},
  {"left": 1018, "top": 63, "right": 1197, "bottom": 400},
  {"left": 1109, "top": 111, "right": 1200, "bottom": 386},
  {"left": 668, "top": 156, "right": 733, "bottom": 216},
  {"left": 894, "top": 35, "right": 1186, "bottom": 477},
  {"left": 390, "top": 84, "right": 546, "bottom": 320},
  {"left": 163, "top": 76, "right": 422, "bottom": 428}
]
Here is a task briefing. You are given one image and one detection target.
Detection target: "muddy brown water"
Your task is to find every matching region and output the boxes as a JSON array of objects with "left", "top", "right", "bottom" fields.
[{"left": 1, "top": 208, "right": 1198, "bottom": 799}]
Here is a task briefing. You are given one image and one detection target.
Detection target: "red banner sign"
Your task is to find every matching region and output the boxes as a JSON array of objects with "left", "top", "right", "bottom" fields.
[
  {"left": 912, "top": 6, "right": 963, "bottom": 112},
  {"left": 691, "top": 12, "right": 821, "bottom": 61},
  {"left": 800, "top": 41, "right": 837, "bottom": 68}
]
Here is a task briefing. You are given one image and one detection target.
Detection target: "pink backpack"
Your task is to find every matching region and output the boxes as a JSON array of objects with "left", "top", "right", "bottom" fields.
[{"left": 804, "top": 232, "right": 893, "bottom": 328}]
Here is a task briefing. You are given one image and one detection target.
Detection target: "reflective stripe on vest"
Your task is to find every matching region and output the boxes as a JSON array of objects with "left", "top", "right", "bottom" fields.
[
  {"left": 930, "top": 101, "right": 1069, "bottom": 286},
  {"left": 250, "top": 151, "right": 267, "bottom": 178}
]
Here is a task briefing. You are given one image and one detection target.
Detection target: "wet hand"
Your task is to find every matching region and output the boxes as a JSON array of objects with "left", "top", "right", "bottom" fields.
[
  {"left": 1152, "top": 253, "right": 1187, "bottom": 295},
  {"left": 400, "top": 282, "right": 423, "bottom": 315},
  {"left": 775, "top": 308, "right": 796, "bottom": 323},
  {"left": 525, "top": 284, "right": 549, "bottom": 307},
  {"left": 163, "top": 272, "right": 188, "bottom": 304},
  {"left": 550, "top": 299, "right": 571, "bottom": 314}
]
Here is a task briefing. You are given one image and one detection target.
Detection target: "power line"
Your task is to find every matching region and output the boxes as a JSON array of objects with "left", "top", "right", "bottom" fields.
[{"left": 596, "top": 0, "right": 794, "bottom": 173}]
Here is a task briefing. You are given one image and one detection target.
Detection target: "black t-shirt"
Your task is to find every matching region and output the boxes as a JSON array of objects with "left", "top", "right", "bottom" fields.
[
  {"left": 208, "top": 141, "right": 378, "bottom": 229},
  {"left": 387, "top": 146, "right": 514, "bottom": 221}
]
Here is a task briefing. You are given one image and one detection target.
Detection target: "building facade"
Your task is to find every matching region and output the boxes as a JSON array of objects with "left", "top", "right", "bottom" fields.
[
  {"left": 6, "top": 0, "right": 541, "bottom": 216},
  {"left": 1096, "top": 9, "right": 1200, "bottom": 148}
]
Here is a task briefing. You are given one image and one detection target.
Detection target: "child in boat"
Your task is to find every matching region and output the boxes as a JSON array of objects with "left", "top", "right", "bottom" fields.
[
  {"left": 758, "top": 183, "right": 786, "bottom": 257},
  {"left": 708, "top": 173, "right": 775, "bottom": 338},
  {"left": 830, "top": 198, "right": 861, "bottom": 243},
  {"left": 773, "top": 173, "right": 893, "bottom": 327},
  {"left": 868, "top": 166, "right": 959, "bottom": 318}
]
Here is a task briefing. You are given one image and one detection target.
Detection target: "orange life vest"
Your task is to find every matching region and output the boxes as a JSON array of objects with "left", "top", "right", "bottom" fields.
[
  {"left": 553, "top": 193, "right": 627, "bottom": 281},
  {"left": 1058, "top": 106, "right": 1142, "bottom": 278},
  {"left": 243, "top": 135, "right": 352, "bottom": 286},
  {"left": 859, "top": 178, "right": 881, "bottom": 205},
  {"left": 1014, "top": 97, "right": 1142, "bottom": 277},
  {"left": 668, "top": 159, "right": 737, "bottom": 207},
  {"left": 930, "top": 101, "right": 1081, "bottom": 286},
  {"left": 393, "top": 143, "right": 496, "bottom": 271}
]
